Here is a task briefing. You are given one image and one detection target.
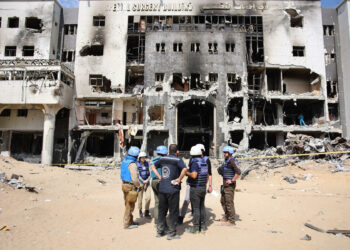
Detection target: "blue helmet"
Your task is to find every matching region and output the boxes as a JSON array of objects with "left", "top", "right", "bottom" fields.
[
  {"left": 128, "top": 146, "right": 140, "bottom": 157},
  {"left": 223, "top": 146, "right": 234, "bottom": 154},
  {"left": 156, "top": 145, "right": 168, "bottom": 155}
]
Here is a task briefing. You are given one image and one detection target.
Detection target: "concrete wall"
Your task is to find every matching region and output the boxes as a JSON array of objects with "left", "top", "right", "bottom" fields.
[
  {"left": 337, "top": 0, "right": 350, "bottom": 139},
  {"left": 0, "top": 1, "right": 58, "bottom": 60},
  {"left": 0, "top": 109, "right": 44, "bottom": 131}
]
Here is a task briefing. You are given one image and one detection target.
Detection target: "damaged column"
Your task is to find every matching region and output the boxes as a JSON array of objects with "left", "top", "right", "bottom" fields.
[{"left": 41, "top": 105, "right": 60, "bottom": 165}]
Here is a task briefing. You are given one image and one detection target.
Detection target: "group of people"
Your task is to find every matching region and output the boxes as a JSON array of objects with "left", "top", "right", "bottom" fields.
[{"left": 120, "top": 143, "right": 241, "bottom": 240}]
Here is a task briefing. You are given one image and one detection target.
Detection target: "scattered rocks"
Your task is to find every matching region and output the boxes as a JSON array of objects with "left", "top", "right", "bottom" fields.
[{"left": 300, "top": 234, "right": 312, "bottom": 241}]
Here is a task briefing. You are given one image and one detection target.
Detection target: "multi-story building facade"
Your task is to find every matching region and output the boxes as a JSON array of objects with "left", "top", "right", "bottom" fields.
[
  {"left": 335, "top": 0, "right": 350, "bottom": 140},
  {"left": 0, "top": 0, "right": 76, "bottom": 164},
  {"left": 72, "top": 0, "right": 341, "bottom": 162}
]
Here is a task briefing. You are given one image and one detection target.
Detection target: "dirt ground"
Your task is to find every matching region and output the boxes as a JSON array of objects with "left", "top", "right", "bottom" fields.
[{"left": 1, "top": 156, "right": 350, "bottom": 250}]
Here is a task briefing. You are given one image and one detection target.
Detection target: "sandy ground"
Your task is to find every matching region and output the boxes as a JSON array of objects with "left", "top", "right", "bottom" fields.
[{"left": 0, "top": 156, "right": 350, "bottom": 250}]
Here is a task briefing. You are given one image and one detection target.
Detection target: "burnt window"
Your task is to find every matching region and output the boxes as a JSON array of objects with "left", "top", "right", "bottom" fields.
[
  {"left": 80, "top": 45, "right": 103, "bottom": 56},
  {"left": 62, "top": 51, "right": 75, "bottom": 62},
  {"left": 209, "top": 73, "right": 218, "bottom": 82},
  {"left": 173, "top": 43, "right": 183, "bottom": 52},
  {"left": 292, "top": 46, "right": 304, "bottom": 57},
  {"left": 191, "top": 43, "right": 200, "bottom": 52},
  {"left": 156, "top": 43, "right": 165, "bottom": 52},
  {"left": 155, "top": 73, "right": 164, "bottom": 82},
  {"left": 5, "top": 46, "right": 16, "bottom": 56},
  {"left": 17, "top": 109, "right": 28, "bottom": 117},
  {"left": 64, "top": 24, "right": 77, "bottom": 35},
  {"left": 0, "top": 109, "right": 11, "bottom": 117},
  {"left": 323, "top": 25, "right": 334, "bottom": 36},
  {"left": 0, "top": 17, "right": 2, "bottom": 28},
  {"left": 25, "top": 17, "right": 42, "bottom": 30},
  {"left": 208, "top": 43, "right": 218, "bottom": 54},
  {"left": 227, "top": 73, "right": 242, "bottom": 92},
  {"left": 101, "top": 112, "right": 109, "bottom": 118},
  {"left": 8, "top": 17, "right": 19, "bottom": 28},
  {"left": 226, "top": 43, "right": 235, "bottom": 52},
  {"left": 22, "top": 46, "right": 34, "bottom": 57},
  {"left": 291, "top": 16, "right": 303, "bottom": 28},
  {"left": 93, "top": 16, "right": 105, "bottom": 26},
  {"left": 331, "top": 53, "right": 336, "bottom": 62},
  {"left": 89, "top": 74, "right": 103, "bottom": 87},
  {"left": 285, "top": 9, "right": 303, "bottom": 28}
]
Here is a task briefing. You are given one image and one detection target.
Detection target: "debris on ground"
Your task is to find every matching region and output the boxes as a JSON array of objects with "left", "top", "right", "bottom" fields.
[
  {"left": 237, "top": 133, "right": 350, "bottom": 179},
  {"left": 304, "top": 223, "right": 350, "bottom": 238},
  {"left": 0, "top": 226, "right": 9, "bottom": 231},
  {"left": 300, "top": 234, "right": 312, "bottom": 241},
  {"left": 97, "top": 179, "right": 106, "bottom": 185},
  {"left": 0, "top": 172, "right": 38, "bottom": 193},
  {"left": 283, "top": 176, "right": 298, "bottom": 184}
]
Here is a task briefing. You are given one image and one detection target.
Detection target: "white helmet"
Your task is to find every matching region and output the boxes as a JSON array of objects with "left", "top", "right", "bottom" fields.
[
  {"left": 195, "top": 144, "right": 205, "bottom": 152},
  {"left": 138, "top": 152, "right": 147, "bottom": 158},
  {"left": 190, "top": 146, "right": 202, "bottom": 156}
]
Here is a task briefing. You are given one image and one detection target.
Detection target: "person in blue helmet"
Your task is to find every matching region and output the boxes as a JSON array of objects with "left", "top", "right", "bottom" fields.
[
  {"left": 120, "top": 146, "right": 140, "bottom": 229},
  {"left": 151, "top": 144, "right": 187, "bottom": 240},
  {"left": 218, "top": 146, "right": 241, "bottom": 226},
  {"left": 150, "top": 145, "right": 168, "bottom": 225}
]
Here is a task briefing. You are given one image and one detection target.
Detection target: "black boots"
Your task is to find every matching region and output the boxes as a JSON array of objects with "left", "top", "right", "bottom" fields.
[
  {"left": 144, "top": 210, "right": 151, "bottom": 219},
  {"left": 139, "top": 209, "right": 143, "bottom": 218}
]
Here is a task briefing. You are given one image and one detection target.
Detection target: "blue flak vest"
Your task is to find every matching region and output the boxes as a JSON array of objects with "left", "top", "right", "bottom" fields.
[
  {"left": 137, "top": 161, "right": 150, "bottom": 180},
  {"left": 150, "top": 156, "right": 162, "bottom": 179},
  {"left": 120, "top": 155, "right": 137, "bottom": 182},
  {"left": 188, "top": 157, "right": 209, "bottom": 187},
  {"left": 223, "top": 157, "right": 238, "bottom": 180}
]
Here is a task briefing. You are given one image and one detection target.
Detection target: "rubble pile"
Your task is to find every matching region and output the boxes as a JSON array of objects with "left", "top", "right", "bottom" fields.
[
  {"left": 0, "top": 172, "right": 38, "bottom": 193},
  {"left": 236, "top": 133, "right": 350, "bottom": 179}
]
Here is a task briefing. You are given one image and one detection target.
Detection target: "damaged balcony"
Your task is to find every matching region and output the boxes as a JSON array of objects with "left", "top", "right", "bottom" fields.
[
  {"left": 248, "top": 98, "right": 279, "bottom": 126},
  {"left": 147, "top": 105, "right": 164, "bottom": 126},
  {"left": 227, "top": 98, "right": 243, "bottom": 125},
  {"left": 267, "top": 68, "right": 322, "bottom": 99},
  {"left": 0, "top": 60, "right": 74, "bottom": 107}
]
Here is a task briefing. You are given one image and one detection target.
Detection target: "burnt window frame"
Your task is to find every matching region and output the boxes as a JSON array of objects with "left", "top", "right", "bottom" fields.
[
  {"left": 22, "top": 46, "right": 35, "bottom": 57},
  {"left": 209, "top": 73, "right": 218, "bottom": 82},
  {"left": 62, "top": 50, "right": 75, "bottom": 62},
  {"left": 25, "top": 17, "right": 42, "bottom": 30},
  {"left": 0, "top": 17, "right": 2, "bottom": 28},
  {"left": 173, "top": 42, "right": 183, "bottom": 52},
  {"left": 292, "top": 46, "right": 305, "bottom": 57},
  {"left": 8, "top": 17, "right": 19, "bottom": 28},
  {"left": 190, "top": 43, "right": 200, "bottom": 53},
  {"left": 89, "top": 74, "right": 104, "bottom": 87},
  {"left": 93, "top": 16, "right": 105, "bottom": 27},
  {"left": 226, "top": 43, "right": 235, "bottom": 52},
  {"left": 5, "top": 46, "right": 16, "bottom": 57},
  {"left": 64, "top": 24, "right": 78, "bottom": 35},
  {"left": 155, "top": 73, "right": 165, "bottom": 82}
]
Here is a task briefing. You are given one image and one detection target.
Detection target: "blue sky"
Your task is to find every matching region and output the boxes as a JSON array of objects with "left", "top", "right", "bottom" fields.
[{"left": 57, "top": 0, "right": 344, "bottom": 9}]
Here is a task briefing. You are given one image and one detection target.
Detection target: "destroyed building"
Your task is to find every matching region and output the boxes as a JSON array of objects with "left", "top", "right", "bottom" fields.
[
  {"left": 0, "top": 0, "right": 348, "bottom": 165},
  {"left": 0, "top": 0, "right": 76, "bottom": 165},
  {"left": 71, "top": 0, "right": 344, "bottom": 162},
  {"left": 328, "top": 0, "right": 350, "bottom": 141}
]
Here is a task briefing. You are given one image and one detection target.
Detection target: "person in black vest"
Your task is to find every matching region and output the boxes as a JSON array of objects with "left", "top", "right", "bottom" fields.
[
  {"left": 186, "top": 145, "right": 209, "bottom": 234},
  {"left": 137, "top": 152, "right": 151, "bottom": 219},
  {"left": 151, "top": 144, "right": 187, "bottom": 240},
  {"left": 218, "top": 146, "right": 241, "bottom": 226}
]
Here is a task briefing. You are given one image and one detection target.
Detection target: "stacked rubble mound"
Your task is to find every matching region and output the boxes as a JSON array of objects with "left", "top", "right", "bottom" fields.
[{"left": 236, "top": 133, "right": 350, "bottom": 178}]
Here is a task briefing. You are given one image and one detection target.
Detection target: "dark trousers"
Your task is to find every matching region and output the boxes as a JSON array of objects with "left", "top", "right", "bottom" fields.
[
  {"left": 190, "top": 185, "right": 207, "bottom": 231},
  {"left": 220, "top": 183, "right": 236, "bottom": 223},
  {"left": 157, "top": 191, "right": 180, "bottom": 236}
]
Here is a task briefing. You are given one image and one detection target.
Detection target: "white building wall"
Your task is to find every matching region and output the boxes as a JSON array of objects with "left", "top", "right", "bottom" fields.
[
  {"left": 337, "top": 0, "right": 350, "bottom": 139},
  {"left": 0, "top": 109, "right": 44, "bottom": 131},
  {"left": 75, "top": 0, "right": 326, "bottom": 98},
  {"left": 0, "top": 1, "right": 57, "bottom": 60}
]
